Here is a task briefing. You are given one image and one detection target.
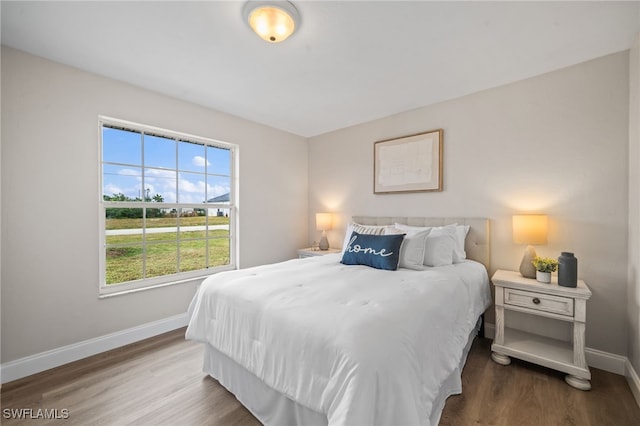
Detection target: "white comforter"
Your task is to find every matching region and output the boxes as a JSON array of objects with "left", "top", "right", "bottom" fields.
[{"left": 186, "top": 254, "right": 491, "bottom": 426}]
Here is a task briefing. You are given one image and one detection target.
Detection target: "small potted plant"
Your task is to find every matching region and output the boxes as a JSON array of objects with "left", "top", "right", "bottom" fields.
[{"left": 532, "top": 256, "right": 558, "bottom": 283}]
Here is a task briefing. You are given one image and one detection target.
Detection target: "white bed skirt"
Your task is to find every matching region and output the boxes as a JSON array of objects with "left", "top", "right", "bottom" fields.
[{"left": 202, "top": 320, "right": 481, "bottom": 426}]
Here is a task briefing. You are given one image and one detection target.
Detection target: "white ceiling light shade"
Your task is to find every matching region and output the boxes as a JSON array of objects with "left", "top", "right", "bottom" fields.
[{"left": 243, "top": 1, "right": 300, "bottom": 43}]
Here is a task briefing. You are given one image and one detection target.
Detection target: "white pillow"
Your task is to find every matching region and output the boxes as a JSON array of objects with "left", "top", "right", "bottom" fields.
[
  {"left": 384, "top": 227, "right": 430, "bottom": 270},
  {"left": 341, "top": 222, "right": 390, "bottom": 254},
  {"left": 394, "top": 222, "right": 469, "bottom": 263},
  {"left": 453, "top": 224, "right": 470, "bottom": 262},
  {"left": 423, "top": 226, "right": 456, "bottom": 266}
]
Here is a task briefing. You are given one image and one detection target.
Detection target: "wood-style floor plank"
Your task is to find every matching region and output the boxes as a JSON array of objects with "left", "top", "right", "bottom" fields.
[
  {"left": 440, "top": 338, "right": 640, "bottom": 426},
  {"left": 2, "top": 329, "right": 639, "bottom": 425}
]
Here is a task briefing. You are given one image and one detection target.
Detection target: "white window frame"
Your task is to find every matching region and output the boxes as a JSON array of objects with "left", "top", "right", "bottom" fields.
[{"left": 98, "top": 116, "right": 238, "bottom": 297}]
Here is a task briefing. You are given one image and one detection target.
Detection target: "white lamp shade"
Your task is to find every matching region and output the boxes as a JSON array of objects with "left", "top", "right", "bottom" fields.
[
  {"left": 512, "top": 214, "right": 548, "bottom": 245},
  {"left": 315, "top": 213, "right": 333, "bottom": 231}
]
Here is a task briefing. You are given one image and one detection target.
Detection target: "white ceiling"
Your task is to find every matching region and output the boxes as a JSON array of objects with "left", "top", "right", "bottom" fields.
[{"left": 2, "top": 1, "right": 639, "bottom": 137}]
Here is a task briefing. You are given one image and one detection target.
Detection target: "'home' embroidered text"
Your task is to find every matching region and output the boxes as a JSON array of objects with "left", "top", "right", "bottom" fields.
[{"left": 346, "top": 235, "right": 394, "bottom": 257}]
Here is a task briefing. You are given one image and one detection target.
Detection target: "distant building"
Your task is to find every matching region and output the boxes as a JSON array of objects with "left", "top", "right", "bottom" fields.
[
  {"left": 207, "top": 193, "right": 230, "bottom": 203},
  {"left": 206, "top": 193, "right": 230, "bottom": 216}
]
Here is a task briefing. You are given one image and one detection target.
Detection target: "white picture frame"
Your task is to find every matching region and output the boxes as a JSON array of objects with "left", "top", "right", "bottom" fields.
[{"left": 374, "top": 129, "right": 443, "bottom": 194}]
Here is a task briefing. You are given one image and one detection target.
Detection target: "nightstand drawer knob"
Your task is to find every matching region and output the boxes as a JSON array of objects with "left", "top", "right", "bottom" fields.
[{"left": 532, "top": 297, "right": 541, "bottom": 305}]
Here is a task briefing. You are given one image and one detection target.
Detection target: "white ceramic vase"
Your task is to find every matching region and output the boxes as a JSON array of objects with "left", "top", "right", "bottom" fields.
[{"left": 536, "top": 270, "right": 551, "bottom": 283}]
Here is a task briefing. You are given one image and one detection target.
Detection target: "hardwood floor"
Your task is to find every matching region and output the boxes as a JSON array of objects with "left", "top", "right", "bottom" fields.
[
  {"left": 440, "top": 338, "right": 640, "bottom": 426},
  {"left": 2, "top": 329, "right": 639, "bottom": 425}
]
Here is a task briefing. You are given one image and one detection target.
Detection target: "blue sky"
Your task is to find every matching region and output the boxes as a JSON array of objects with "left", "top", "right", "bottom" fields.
[{"left": 102, "top": 127, "right": 231, "bottom": 203}]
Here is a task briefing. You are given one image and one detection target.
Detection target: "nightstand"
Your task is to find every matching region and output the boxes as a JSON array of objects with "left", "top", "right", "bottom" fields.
[
  {"left": 297, "top": 247, "right": 341, "bottom": 258},
  {"left": 490, "top": 269, "right": 593, "bottom": 390}
]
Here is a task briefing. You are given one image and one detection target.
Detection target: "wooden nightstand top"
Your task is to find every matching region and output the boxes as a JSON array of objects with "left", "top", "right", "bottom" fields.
[
  {"left": 492, "top": 269, "right": 592, "bottom": 299},
  {"left": 297, "top": 247, "right": 342, "bottom": 258}
]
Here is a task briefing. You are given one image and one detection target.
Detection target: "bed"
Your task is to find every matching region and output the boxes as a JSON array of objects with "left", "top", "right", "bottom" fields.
[{"left": 186, "top": 216, "right": 491, "bottom": 425}]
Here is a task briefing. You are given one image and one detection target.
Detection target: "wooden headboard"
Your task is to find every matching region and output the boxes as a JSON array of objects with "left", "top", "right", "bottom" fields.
[{"left": 351, "top": 216, "right": 491, "bottom": 271}]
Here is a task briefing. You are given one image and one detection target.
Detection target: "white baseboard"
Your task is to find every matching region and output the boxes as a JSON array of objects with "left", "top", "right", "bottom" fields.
[
  {"left": 0, "top": 313, "right": 189, "bottom": 384},
  {"left": 585, "top": 347, "right": 627, "bottom": 375},
  {"left": 626, "top": 359, "right": 640, "bottom": 408},
  {"left": 483, "top": 323, "right": 629, "bottom": 377}
]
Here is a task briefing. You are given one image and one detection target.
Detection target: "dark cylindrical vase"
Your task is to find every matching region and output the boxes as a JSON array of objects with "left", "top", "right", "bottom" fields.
[{"left": 558, "top": 252, "right": 578, "bottom": 287}]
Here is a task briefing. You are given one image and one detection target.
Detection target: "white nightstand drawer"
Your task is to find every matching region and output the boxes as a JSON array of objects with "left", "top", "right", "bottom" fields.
[{"left": 504, "top": 288, "right": 574, "bottom": 317}]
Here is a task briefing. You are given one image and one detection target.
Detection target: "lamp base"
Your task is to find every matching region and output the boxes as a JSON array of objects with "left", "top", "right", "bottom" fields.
[
  {"left": 519, "top": 245, "right": 537, "bottom": 279},
  {"left": 319, "top": 230, "right": 329, "bottom": 250}
]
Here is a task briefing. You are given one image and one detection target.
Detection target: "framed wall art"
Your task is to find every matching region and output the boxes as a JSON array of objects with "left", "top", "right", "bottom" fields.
[{"left": 373, "top": 129, "right": 443, "bottom": 194}]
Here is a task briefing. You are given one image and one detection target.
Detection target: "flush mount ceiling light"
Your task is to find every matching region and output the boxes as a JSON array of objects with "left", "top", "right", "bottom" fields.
[{"left": 243, "top": 1, "right": 300, "bottom": 43}]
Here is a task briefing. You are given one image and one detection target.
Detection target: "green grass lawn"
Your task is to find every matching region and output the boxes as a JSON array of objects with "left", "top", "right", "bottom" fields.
[
  {"left": 105, "top": 226, "right": 230, "bottom": 285},
  {"left": 105, "top": 215, "right": 229, "bottom": 230},
  {"left": 106, "top": 229, "right": 228, "bottom": 245}
]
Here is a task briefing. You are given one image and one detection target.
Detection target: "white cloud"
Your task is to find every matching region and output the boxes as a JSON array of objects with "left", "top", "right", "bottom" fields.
[
  {"left": 145, "top": 168, "right": 176, "bottom": 179},
  {"left": 207, "top": 184, "right": 230, "bottom": 198},
  {"left": 178, "top": 177, "right": 204, "bottom": 193},
  {"left": 162, "top": 192, "right": 177, "bottom": 203},
  {"left": 118, "top": 168, "right": 141, "bottom": 177},
  {"left": 192, "top": 156, "right": 210, "bottom": 167},
  {"left": 107, "top": 167, "right": 229, "bottom": 204},
  {"left": 104, "top": 183, "right": 123, "bottom": 195},
  {"left": 176, "top": 175, "right": 206, "bottom": 203}
]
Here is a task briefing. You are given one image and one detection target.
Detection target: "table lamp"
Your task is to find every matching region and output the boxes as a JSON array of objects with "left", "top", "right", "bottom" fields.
[
  {"left": 316, "top": 213, "right": 333, "bottom": 250},
  {"left": 513, "top": 214, "right": 548, "bottom": 278}
]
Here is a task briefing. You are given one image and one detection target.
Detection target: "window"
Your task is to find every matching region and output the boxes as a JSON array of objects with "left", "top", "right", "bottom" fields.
[{"left": 99, "top": 117, "right": 237, "bottom": 296}]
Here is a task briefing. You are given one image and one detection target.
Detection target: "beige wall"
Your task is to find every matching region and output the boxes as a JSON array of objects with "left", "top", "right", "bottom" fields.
[
  {"left": 629, "top": 34, "right": 640, "bottom": 376},
  {"left": 308, "top": 52, "right": 630, "bottom": 356},
  {"left": 0, "top": 47, "right": 308, "bottom": 362},
  {"left": 0, "top": 44, "right": 3, "bottom": 372},
  {"left": 1, "top": 43, "right": 635, "bottom": 371}
]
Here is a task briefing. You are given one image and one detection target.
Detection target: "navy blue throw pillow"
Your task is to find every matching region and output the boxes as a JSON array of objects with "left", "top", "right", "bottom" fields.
[{"left": 341, "top": 231, "right": 405, "bottom": 271}]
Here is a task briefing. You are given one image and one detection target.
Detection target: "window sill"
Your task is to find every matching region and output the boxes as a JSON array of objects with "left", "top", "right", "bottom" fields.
[{"left": 98, "top": 266, "right": 235, "bottom": 299}]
